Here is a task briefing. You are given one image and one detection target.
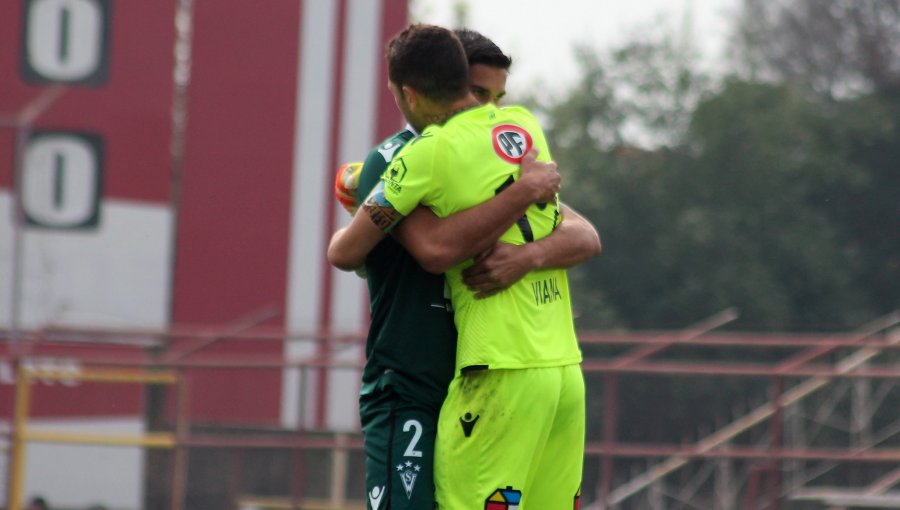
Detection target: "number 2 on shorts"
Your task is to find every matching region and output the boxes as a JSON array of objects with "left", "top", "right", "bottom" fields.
[{"left": 402, "top": 419, "right": 423, "bottom": 457}]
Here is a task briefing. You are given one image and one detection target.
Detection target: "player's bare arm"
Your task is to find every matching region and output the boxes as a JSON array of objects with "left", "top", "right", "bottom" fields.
[
  {"left": 329, "top": 148, "right": 558, "bottom": 273},
  {"left": 392, "top": 147, "right": 561, "bottom": 274},
  {"left": 327, "top": 182, "right": 401, "bottom": 271},
  {"left": 462, "top": 203, "right": 600, "bottom": 298}
]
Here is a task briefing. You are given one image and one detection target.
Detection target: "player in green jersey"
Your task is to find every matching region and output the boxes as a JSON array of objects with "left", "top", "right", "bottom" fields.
[
  {"left": 329, "top": 25, "right": 597, "bottom": 509},
  {"left": 333, "top": 27, "right": 599, "bottom": 510}
]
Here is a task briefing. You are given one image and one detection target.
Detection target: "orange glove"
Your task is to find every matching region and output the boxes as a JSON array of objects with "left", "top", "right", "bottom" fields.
[{"left": 334, "top": 161, "right": 364, "bottom": 215}]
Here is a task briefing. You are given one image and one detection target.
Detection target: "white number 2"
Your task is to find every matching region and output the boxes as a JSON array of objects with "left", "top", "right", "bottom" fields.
[{"left": 402, "top": 419, "right": 423, "bottom": 458}]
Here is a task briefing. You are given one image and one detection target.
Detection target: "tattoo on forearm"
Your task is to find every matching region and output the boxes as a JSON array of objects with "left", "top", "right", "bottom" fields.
[
  {"left": 362, "top": 182, "right": 404, "bottom": 233},
  {"left": 364, "top": 201, "right": 403, "bottom": 232}
]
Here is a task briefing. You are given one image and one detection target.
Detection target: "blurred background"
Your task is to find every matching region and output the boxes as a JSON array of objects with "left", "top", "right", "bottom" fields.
[{"left": 0, "top": 0, "right": 898, "bottom": 509}]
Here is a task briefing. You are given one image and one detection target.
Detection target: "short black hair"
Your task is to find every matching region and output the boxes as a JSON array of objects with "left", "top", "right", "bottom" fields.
[
  {"left": 29, "top": 497, "right": 49, "bottom": 510},
  {"left": 454, "top": 28, "right": 512, "bottom": 70},
  {"left": 387, "top": 24, "right": 469, "bottom": 104}
]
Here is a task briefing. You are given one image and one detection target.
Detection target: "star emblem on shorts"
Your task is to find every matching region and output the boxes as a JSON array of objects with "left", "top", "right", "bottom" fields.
[
  {"left": 396, "top": 460, "right": 422, "bottom": 499},
  {"left": 396, "top": 460, "right": 421, "bottom": 472}
]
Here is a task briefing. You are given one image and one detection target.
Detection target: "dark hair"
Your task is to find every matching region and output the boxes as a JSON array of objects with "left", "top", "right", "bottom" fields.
[
  {"left": 454, "top": 28, "right": 512, "bottom": 70},
  {"left": 29, "top": 497, "right": 49, "bottom": 510},
  {"left": 387, "top": 24, "right": 469, "bottom": 104}
]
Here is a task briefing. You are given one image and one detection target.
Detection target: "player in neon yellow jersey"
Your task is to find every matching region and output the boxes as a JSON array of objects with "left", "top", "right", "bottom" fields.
[
  {"left": 329, "top": 25, "right": 590, "bottom": 508},
  {"left": 336, "top": 28, "right": 590, "bottom": 510}
]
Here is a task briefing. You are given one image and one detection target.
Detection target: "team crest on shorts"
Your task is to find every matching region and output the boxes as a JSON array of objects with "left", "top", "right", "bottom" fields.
[
  {"left": 396, "top": 461, "right": 421, "bottom": 499},
  {"left": 484, "top": 486, "right": 522, "bottom": 510}
]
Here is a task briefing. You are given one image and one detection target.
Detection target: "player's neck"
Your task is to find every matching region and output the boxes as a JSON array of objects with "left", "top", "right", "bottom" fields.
[{"left": 422, "top": 94, "right": 481, "bottom": 126}]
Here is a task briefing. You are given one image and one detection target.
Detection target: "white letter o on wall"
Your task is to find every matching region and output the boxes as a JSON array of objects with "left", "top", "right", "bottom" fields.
[
  {"left": 22, "top": 132, "right": 103, "bottom": 229},
  {"left": 23, "top": 0, "right": 110, "bottom": 84}
]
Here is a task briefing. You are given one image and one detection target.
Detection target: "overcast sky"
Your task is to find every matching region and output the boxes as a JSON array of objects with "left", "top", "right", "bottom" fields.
[{"left": 411, "top": 0, "right": 740, "bottom": 98}]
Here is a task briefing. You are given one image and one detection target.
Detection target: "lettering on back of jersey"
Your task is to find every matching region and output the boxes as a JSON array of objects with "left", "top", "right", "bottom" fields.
[
  {"left": 492, "top": 124, "right": 533, "bottom": 164},
  {"left": 532, "top": 277, "right": 563, "bottom": 305}
]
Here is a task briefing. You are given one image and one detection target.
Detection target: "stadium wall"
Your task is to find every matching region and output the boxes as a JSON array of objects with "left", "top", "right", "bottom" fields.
[{"left": 0, "top": 0, "right": 408, "bottom": 505}]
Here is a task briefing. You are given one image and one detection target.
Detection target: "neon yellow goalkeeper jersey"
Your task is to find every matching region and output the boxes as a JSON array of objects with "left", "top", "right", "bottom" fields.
[{"left": 382, "top": 103, "right": 582, "bottom": 372}]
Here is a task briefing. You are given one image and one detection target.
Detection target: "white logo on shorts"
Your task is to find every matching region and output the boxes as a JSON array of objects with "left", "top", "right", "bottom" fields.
[
  {"left": 396, "top": 460, "right": 421, "bottom": 499},
  {"left": 369, "top": 485, "right": 385, "bottom": 510}
]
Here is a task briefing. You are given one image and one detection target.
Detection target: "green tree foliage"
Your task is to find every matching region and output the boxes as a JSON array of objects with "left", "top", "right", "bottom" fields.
[
  {"left": 808, "top": 92, "right": 900, "bottom": 318},
  {"left": 733, "top": 0, "right": 900, "bottom": 97},
  {"left": 728, "top": 0, "right": 900, "bottom": 322},
  {"left": 685, "top": 80, "right": 872, "bottom": 330},
  {"left": 522, "top": 1, "right": 900, "bottom": 468},
  {"left": 536, "top": 6, "right": 899, "bottom": 332}
]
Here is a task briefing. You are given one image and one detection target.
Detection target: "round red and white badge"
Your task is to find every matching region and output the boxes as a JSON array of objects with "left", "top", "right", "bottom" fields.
[{"left": 491, "top": 124, "right": 533, "bottom": 164}]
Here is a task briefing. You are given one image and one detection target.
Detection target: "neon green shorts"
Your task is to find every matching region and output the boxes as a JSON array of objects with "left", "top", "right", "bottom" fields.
[{"left": 434, "top": 365, "right": 585, "bottom": 509}]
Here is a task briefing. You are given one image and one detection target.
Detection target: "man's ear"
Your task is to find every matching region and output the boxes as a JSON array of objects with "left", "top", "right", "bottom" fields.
[{"left": 401, "top": 85, "right": 417, "bottom": 108}]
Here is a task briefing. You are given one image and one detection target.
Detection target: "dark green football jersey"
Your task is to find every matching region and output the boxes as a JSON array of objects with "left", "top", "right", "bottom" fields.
[{"left": 356, "top": 128, "right": 457, "bottom": 410}]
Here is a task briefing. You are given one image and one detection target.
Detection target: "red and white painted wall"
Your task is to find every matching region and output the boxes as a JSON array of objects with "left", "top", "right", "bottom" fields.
[{"left": 0, "top": 0, "right": 407, "bottom": 505}]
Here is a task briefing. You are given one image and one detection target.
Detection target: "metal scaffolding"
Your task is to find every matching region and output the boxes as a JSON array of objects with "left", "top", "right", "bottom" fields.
[{"left": 0, "top": 309, "right": 898, "bottom": 509}]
